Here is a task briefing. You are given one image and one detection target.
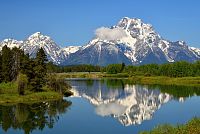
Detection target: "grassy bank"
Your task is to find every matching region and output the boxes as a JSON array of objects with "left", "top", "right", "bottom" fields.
[
  {"left": 140, "top": 117, "right": 200, "bottom": 134},
  {"left": 130, "top": 76, "right": 200, "bottom": 87},
  {"left": 0, "top": 82, "right": 63, "bottom": 104},
  {"left": 56, "top": 72, "right": 200, "bottom": 87},
  {"left": 0, "top": 92, "right": 62, "bottom": 104}
]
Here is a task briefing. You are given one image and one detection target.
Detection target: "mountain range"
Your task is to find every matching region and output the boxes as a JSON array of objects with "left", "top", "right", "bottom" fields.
[{"left": 0, "top": 17, "right": 199, "bottom": 66}]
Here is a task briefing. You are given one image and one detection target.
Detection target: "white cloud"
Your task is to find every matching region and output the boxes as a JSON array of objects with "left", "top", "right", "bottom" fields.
[
  {"left": 95, "top": 27, "right": 127, "bottom": 41},
  {"left": 95, "top": 102, "right": 127, "bottom": 116}
]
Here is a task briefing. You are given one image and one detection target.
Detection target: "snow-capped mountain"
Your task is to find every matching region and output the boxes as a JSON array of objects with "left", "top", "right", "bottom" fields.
[
  {"left": 0, "top": 32, "right": 81, "bottom": 65},
  {"left": 68, "top": 79, "right": 172, "bottom": 126},
  {"left": 61, "top": 46, "right": 81, "bottom": 56},
  {"left": 0, "top": 17, "right": 199, "bottom": 65},
  {"left": 21, "top": 32, "right": 68, "bottom": 64},
  {"left": 66, "top": 17, "right": 200, "bottom": 65},
  {"left": 0, "top": 38, "right": 23, "bottom": 50},
  {"left": 190, "top": 47, "right": 200, "bottom": 58}
]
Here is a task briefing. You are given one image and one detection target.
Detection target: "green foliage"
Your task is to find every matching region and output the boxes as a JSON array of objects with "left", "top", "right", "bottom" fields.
[
  {"left": 0, "top": 46, "right": 54, "bottom": 93},
  {"left": 0, "top": 53, "right": 2, "bottom": 82},
  {"left": 45, "top": 63, "right": 102, "bottom": 73},
  {"left": 45, "top": 59, "right": 200, "bottom": 78},
  {"left": 17, "top": 73, "right": 28, "bottom": 95},
  {"left": 11, "top": 47, "right": 25, "bottom": 81},
  {"left": 124, "top": 61, "right": 200, "bottom": 77},
  {"left": 31, "top": 48, "right": 47, "bottom": 92},
  {"left": 0, "top": 82, "right": 18, "bottom": 94},
  {"left": 106, "top": 63, "right": 125, "bottom": 74},
  {"left": 140, "top": 117, "right": 200, "bottom": 134},
  {"left": 1, "top": 45, "right": 12, "bottom": 82},
  {"left": 46, "top": 74, "right": 72, "bottom": 96},
  {"left": 0, "top": 46, "right": 74, "bottom": 103}
]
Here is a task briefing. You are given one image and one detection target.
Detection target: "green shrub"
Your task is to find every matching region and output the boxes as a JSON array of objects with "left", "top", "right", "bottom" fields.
[
  {"left": 140, "top": 118, "right": 200, "bottom": 134},
  {"left": 46, "top": 74, "right": 72, "bottom": 95},
  {"left": 17, "top": 73, "right": 28, "bottom": 95}
]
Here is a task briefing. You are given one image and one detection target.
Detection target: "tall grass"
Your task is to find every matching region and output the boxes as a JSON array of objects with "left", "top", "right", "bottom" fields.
[
  {"left": 140, "top": 117, "right": 200, "bottom": 134},
  {"left": 0, "top": 82, "right": 18, "bottom": 94}
]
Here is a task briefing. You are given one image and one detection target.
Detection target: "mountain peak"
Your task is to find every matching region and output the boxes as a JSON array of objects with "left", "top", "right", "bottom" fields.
[
  {"left": 27, "top": 32, "right": 49, "bottom": 41},
  {"left": 120, "top": 17, "right": 142, "bottom": 22},
  {"left": 32, "top": 32, "right": 42, "bottom": 36},
  {"left": 118, "top": 17, "right": 143, "bottom": 28},
  {"left": 117, "top": 17, "right": 154, "bottom": 37}
]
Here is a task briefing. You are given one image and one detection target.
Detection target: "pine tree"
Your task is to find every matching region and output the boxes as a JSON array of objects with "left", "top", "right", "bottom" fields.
[
  {"left": 0, "top": 53, "right": 2, "bottom": 82},
  {"left": 10, "top": 47, "right": 24, "bottom": 81},
  {"left": 31, "top": 48, "right": 47, "bottom": 91},
  {"left": 1, "top": 45, "right": 12, "bottom": 82}
]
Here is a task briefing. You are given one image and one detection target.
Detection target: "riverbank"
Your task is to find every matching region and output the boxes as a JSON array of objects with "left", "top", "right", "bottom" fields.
[
  {"left": 130, "top": 76, "right": 200, "bottom": 87},
  {"left": 140, "top": 117, "right": 200, "bottom": 134},
  {"left": 56, "top": 72, "right": 200, "bottom": 87},
  {"left": 0, "top": 92, "right": 62, "bottom": 104},
  {"left": 0, "top": 82, "right": 63, "bottom": 104}
]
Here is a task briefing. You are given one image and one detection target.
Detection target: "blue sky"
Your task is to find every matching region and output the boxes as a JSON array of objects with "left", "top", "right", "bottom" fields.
[{"left": 0, "top": 0, "right": 200, "bottom": 48}]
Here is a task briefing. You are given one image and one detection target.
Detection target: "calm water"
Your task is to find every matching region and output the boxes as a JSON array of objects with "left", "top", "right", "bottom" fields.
[{"left": 1, "top": 78, "right": 200, "bottom": 134}]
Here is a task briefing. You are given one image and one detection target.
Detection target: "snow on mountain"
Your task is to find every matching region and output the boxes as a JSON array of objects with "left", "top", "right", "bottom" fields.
[
  {"left": 0, "top": 32, "right": 70, "bottom": 65},
  {"left": 0, "top": 38, "right": 23, "bottom": 50},
  {"left": 66, "top": 17, "right": 200, "bottom": 65},
  {"left": 190, "top": 47, "right": 200, "bottom": 58},
  {"left": 0, "top": 17, "right": 199, "bottom": 65},
  {"left": 0, "top": 32, "right": 82, "bottom": 65},
  {"left": 21, "top": 32, "right": 68, "bottom": 64},
  {"left": 61, "top": 46, "right": 81, "bottom": 56}
]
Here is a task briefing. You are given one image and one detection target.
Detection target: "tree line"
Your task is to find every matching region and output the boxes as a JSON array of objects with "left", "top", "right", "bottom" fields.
[
  {"left": 0, "top": 45, "right": 47, "bottom": 94},
  {"left": 123, "top": 61, "right": 200, "bottom": 77},
  {"left": 46, "top": 63, "right": 101, "bottom": 73},
  {"left": 46, "top": 61, "right": 200, "bottom": 77}
]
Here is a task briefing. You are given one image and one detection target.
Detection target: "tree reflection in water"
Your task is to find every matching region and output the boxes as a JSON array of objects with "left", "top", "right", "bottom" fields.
[{"left": 0, "top": 99, "right": 71, "bottom": 134}]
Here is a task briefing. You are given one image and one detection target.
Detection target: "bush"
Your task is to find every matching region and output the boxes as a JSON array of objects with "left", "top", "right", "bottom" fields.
[
  {"left": 106, "top": 63, "right": 125, "bottom": 74},
  {"left": 46, "top": 74, "right": 72, "bottom": 95},
  {"left": 17, "top": 73, "right": 28, "bottom": 95},
  {"left": 140, "top": 117, "right": 200, "bottom": 134}
]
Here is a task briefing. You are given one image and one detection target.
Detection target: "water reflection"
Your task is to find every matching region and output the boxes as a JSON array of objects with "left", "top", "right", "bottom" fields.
[
  {"left": 68, "top": 79, "right": 200, "bottom": 126},
  {"left": 0, "top": 99, "right": 71, "bottom": 134}
]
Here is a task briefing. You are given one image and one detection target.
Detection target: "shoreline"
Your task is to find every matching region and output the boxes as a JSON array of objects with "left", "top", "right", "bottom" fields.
[
  {"left": 1, "top": 73, "right": 200, "bottom": 104},
  {"left": 0, "top": 91, "right": 63, "bottom": 104},
  {"left": 56, "top": 72, "right": 200, "bottom": 87}
]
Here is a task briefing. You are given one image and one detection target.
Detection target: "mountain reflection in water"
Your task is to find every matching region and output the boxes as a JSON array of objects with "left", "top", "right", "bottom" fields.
[
  {"left": 68, "top": 79, "right": 200, "bottom": 126},
  {"left": 70, "top": 80, "right": 172, "bottom": 126}
]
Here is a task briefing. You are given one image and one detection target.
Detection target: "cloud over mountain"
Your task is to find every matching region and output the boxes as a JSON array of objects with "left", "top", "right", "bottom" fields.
[{"left": 95, "top": 27, "right": 127, "bottom": 41}]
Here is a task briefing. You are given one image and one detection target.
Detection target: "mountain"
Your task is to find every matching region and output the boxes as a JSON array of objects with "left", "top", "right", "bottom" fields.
[
  {"left": 0, "top": 38, "right": 23, "bottom": 50},
  {"left": 61, "top": 46, "right": 81, "bottom": 56},
  {"left": 190, "top": 47, "right": 200, "bottom": 58},
  {"left": 0, "top": 32, "right": 81, "bottom": 65},
  {"left": 0, "top": 17, "right": 199, "bottom": 65},
  {"left": 21, "top": 32, "right": 68, "bottom": 64},
  {"left": 65, "top": 17, "right": 200, "bottom": 66}
]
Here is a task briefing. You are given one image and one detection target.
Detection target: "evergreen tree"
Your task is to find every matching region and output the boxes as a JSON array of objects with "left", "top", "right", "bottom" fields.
[
  {"left": 1, "top": 45, "right": 12, "bottom": 82},
  {"left": 10, "top": 47, "right": 24, "bottom": 81},
  {"left": 31, "top": 48, "right": 47, "bottom": 91},
  {"left": 0, "top": 53, "right": 2, "bottom": 82},
  {"left": 121, "top": 62, "right": 125, "bottom": 72}
]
